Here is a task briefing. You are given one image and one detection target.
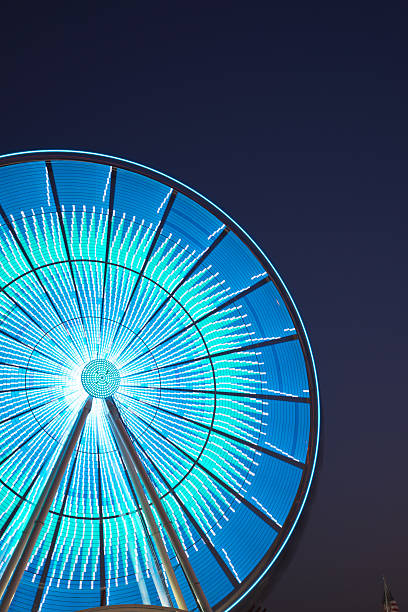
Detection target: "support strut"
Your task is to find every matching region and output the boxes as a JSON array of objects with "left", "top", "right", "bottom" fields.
[
  {"left": 106, "top": 397, "right": 212, "bottom": 612},
  {"left": 0, "top": 398, "right": 92, "bottom": 611},
  {"left": 107, "top": 399, "right": 187, "bottom": 611}
]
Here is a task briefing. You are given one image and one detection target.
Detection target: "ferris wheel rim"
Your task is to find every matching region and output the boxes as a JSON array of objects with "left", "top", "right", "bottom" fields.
[{"left": 0, "top": 149, "right": 320, "bottom": 612}]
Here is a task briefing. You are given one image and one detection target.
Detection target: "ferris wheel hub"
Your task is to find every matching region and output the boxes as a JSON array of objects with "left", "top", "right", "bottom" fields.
[{"left": 81, "top": 359, "right": 120, "bottom": 398}]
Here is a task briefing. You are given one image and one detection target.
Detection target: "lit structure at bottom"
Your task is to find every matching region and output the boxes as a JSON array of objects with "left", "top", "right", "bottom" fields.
[{"left": 0, "top": 151, "right": 319, "bottom": 612}]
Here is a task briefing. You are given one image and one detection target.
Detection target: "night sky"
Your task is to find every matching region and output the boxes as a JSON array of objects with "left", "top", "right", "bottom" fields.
[{"left": 0, "top": 2, "right": 406, "bottom": 610}]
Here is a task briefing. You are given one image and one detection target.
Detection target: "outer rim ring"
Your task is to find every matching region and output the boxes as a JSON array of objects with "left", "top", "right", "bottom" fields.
[{"left": 0, "top": 149, "right": 320, "bottom": 612}]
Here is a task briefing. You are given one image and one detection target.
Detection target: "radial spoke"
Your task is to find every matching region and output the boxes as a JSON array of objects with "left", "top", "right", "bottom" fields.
[
  {"left": 130, "top": 226, "right": 230, "bottom": 343},
  {"left": 99, "top": 166, "right": 117, "bottom": 330},
  {"left": 0, "top": 328, "right": 69, "bottom": 368},
  {"left": 0, "top": 204, "right": 69, "bottom": 331},
  {"left": 122, "top": 334, "right": 299, "bottom": 376},
  {"left": 0, "top": 286, "right": 84, "bottom": 365},
  {"left": 0, "top": 404, "right": 74, "bottom": 466},
  {"left": 128, "top": 396, "right": 304, "bottom": 468},
  {"left": 0, "top": 393, "right": 78, "bottom": 426},
  {"left": 0, "top": 205, "right": 89, "bottom": 359},
  {"left": 46, "top": 161, "right": 86, "bottom": 328},
  {"left": 128, "top": 408, "right": 281, "bottom": 531},
  {"left": 0, "top": 385, "right": 57, "bottom": 395},
  {"left": 119, "top": 275, "right": 271, "bottom": 368},
  {"left": 134, "top": 438, "right": 240, "bottom": 588},
  {"left": 110, "top": 188, "right": 177, "bottom": 346},
  {"left": 0, "top": 458, "right": 48, "bottom": 540},
  {"left": 199, "top": 458, "right": 281, "bottom": 531},
  {"left": 120, "top": 384, "right": 310, "bottom": 403},
  {"left": 0, "top": 361, "right": 61, "bottom": 376}
]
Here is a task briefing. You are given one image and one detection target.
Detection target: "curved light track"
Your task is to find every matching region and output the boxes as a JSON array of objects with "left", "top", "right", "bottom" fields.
[{"left": 0, "top": 152, "right": 319, "bottom": 612}]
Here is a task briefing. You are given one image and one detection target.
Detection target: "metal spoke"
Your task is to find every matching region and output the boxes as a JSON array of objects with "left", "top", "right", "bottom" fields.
[
  {"left": 0, "top": 328, "right": 68, "bottom": 368},
  {"left": 128, "top": 226, "right": 230, "bottom": 345},
  {"left": 124, "top": 407, "right": 281, "bottom": 531},
  {"left": 134, "top": 438, "right": 240, "bottom": 588},
  {"left": 0, "top": 205, "right": 73, "bottom": 338},
  {"left": 120, "top": 384, "right": 310, "bottom": 403},
  {"left": 122, "top": 334, "right": 299, "bottom": 377},
  {"left": 46, "top": 161, "right": 86, "bottom": 328},
  {"left": 0, "top": 458, "right": 48, "bottom": 541},
  {"left": 99, "top": 166, "right": 117, "bottom": 330},
  {"left": 110, "top": 188, "right": 177, "bottom": 346},
  {"left": 119, "top": 276, "right": 271, "bottom": 369},
  {"left": 128, "top": 396, "right": 304, "bottom": 468}
]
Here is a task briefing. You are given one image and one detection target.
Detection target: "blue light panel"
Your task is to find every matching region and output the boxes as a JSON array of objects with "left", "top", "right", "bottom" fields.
[{"left": 0, "top": 151, "right": 319, "bottom": 612}]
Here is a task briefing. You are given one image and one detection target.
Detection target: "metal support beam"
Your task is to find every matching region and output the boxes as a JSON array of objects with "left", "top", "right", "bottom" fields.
[
  {"left": 106, "top": 399, "right": 187, "bottom": 611},
  {"left": 106, "top": 397, "right": 212, "bottom": 612},
  {"left": 0, "top": 398, "right": 92, "bottom": 611}
]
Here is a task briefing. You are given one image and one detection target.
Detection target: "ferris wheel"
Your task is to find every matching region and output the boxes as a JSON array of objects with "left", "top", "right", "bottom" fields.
[{"left": 0, "top": 151, "right": 319, "bottom": 612}]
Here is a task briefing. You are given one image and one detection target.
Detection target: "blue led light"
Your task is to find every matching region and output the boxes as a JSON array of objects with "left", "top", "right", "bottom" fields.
[
  {"left": 0, "top": 151, "right": 320, "bottom": 612},
  {"left": 81, "top": 360, "right": 120, "bottom": 398}
]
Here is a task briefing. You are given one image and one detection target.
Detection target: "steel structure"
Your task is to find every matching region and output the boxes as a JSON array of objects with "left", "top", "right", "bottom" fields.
[{"left": 0, "top": 151, "right": 319, "bottom": 612}]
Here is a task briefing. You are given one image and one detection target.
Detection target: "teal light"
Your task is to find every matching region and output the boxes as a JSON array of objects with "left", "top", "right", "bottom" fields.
[
  {"left": 81, "top": 360, "right": 121, "bottom": 398},
  {"left": 0, "top": 151, "right": 319, "bottom": 612}
]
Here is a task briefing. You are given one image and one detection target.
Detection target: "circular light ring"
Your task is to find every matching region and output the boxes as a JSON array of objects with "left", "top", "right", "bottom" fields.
[
  {"left": 81, "top": 359, "right": 120, "bottom": 398},
  {"left": 0, "top": 151, "right": 319, "bottom": 612}
]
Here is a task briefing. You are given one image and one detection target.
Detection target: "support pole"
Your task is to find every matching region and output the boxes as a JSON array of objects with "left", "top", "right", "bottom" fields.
[
  {"left": 107, "top": 400, "right": 187, "bottom": 611},
  {"left": 106, "top": 397, "right": 212, "bottom": 612},
  {"left": 0, "top": 398, "right": 92, "bottom": 611}
]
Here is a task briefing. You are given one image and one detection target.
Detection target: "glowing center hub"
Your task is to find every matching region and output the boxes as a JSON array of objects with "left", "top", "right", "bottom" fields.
[{"left": 81, "top": 359, "right": 120, "bottom": 398}]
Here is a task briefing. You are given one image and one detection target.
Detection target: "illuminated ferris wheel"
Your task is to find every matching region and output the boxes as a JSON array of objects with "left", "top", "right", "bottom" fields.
[{"left": 0, "top": 151, "right": 319, "bottom": 612}]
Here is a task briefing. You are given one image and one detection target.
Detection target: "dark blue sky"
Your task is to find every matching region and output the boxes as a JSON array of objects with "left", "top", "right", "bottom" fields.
[{"left": 1, "top": 2, "right": 406, "bottom": 610}]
